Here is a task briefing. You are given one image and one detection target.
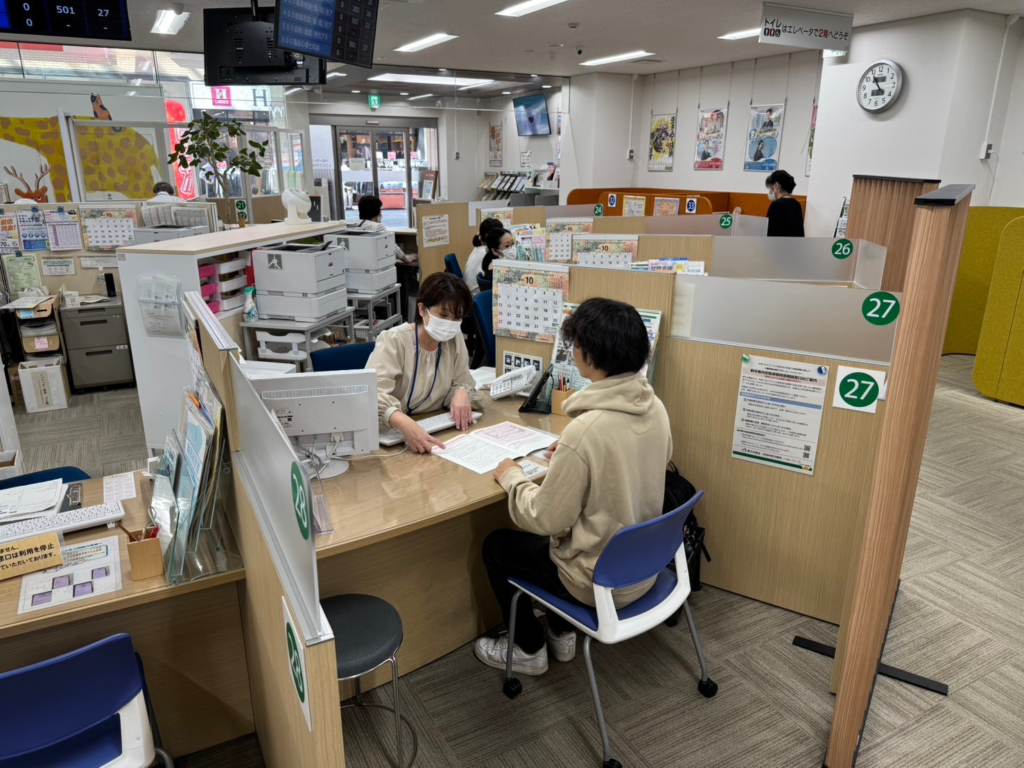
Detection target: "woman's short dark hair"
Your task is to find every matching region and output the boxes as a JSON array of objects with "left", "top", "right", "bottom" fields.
[
  {"left": 416, "top": 271, "right": 473, "bottom": 323},
  {"left": 484, "top": 226, "right": 511, "bottom": 253},
  {"left": 473, "top": 218, "right": 502, "bottom": 248},
  {"left": 766, "top": 170, "right": 796, "bottom": 194},
  {"left": 560, "top": 298, "right": 650, "bottom": 376},
  {"left": 358, "top": 195, "right": 383, "bottom": 220}
]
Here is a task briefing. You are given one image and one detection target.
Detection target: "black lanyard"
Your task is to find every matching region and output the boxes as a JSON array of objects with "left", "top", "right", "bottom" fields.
[{"left": 406, "top": 327, "right": 442, "bottom": 414}]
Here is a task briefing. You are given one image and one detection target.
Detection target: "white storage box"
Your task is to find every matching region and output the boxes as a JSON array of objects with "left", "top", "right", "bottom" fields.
[
  {"left": 347, "top": 266, "right": 397, "bottom": 294},
  {"left": 257, "top": 286, "right": 348, "bottom": 323},
  {"left": 327, "top": 232, "right": 395, "bottom": 271},
  {"left": 18, "top": 356, "right": 69, "bottom": 413}
]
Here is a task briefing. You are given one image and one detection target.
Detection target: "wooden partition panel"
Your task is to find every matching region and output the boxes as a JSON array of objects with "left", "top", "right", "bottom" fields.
[
  {"left": 567, "top": 265, "right": 676, "bottom": 323},
  {"left": 846, "top": 175, "right": 941, "bottom": 292},
  {"left": 511, "top": 206, "right": 547, "bottom": 228},
  {"left": 638, "top": 235, "right": 715, "bottom": 270},
  {"left": 592, "top": 217, "right": 648, "bottom": 235},
  {"left": 568, "top": 187, "right": 731, "bottom": 212},
  {"left": 826, "top": 186, "right": 973, "bottom": 768},
  {"left": 252, "top": 195, "right": 287, "bottom": 224},
  {"left": 416, "top": 202, "right": 475, "bottom": 281},
  {"left": 657, "top": 340, "right": 887, "bottom": 622},
  {"left": 596, "top": 191, "right": 713, "bottom": 217}
]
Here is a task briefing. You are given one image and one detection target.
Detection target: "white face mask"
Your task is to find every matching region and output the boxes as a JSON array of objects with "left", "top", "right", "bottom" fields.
[
  {"left": 502, "top": 246, "right": 518, "bottom": 259},
  {"left": 424, "top": 310, "right": 461, "bottom": 342},
  {"left": 767, "top": 187, "right": 777, "bottom": 202}
]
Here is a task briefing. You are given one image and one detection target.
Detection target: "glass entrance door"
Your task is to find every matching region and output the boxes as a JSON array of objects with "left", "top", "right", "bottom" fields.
[
  {"left": 335, "top": 128, "right": 376, "bottom": 223},
  {"left": 374, "top": 129, "right": 411, "bottom": 228}
]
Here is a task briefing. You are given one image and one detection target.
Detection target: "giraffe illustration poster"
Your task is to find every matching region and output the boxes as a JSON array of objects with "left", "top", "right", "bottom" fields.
[{"left": 0, "top": 92, "right": 163, "bottom": 202}]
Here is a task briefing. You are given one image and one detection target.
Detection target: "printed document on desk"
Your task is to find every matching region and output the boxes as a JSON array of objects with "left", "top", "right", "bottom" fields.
[
  {"left": 433, "top": 421, "right": 558, "bottom": 474},
  {"left": 18, "top": 535, "right": 122, "bottom": 614},
  {"left": 0, "top": 479, "right": 64, "bottom": 522}
]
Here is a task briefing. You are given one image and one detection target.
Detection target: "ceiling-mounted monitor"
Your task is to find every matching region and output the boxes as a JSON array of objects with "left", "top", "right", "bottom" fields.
[
  {"left": 0, "top": 0, "right": 131, "bottom": 41},
  {"left": 513, "top": 94, "right": 552, "bottom": 137},
  {"left": 274, "top": 0, "right": 378, "bottom": 69},
  {"left": 204, "top": 7, "right": 325, "bottom": 87}
]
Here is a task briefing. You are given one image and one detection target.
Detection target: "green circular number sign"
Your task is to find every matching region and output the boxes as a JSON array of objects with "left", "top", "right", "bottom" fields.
[
  {"left": 832, "top": 239, "right": 854, "bottom": 259},
  {"left": 291, "top": 461, "right": 310, "bottom": 540},
  {"left": 594, "top": 204, "right": 604, "bottom": 217},
  {"left": 719, "top": 213, "right": 734, "bottom": 230},
  {"left": 862, "top": 291, "right": 900, "bottom": 326},
  {"left": 839, "top": 372, "right": 880, "bottom": 409},
  {"left": 286, "top": 622, "right": 306, "bottom": 703}
]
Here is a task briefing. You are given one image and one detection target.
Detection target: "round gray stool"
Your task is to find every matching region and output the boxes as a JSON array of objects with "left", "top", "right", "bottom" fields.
[{"left": 320, "top": 594, "right": 418, "bottom": 767}]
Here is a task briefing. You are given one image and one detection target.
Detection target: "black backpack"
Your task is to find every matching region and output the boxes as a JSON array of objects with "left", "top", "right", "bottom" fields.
[{"left": 664, "top": 462, "right": 711, "bottom": 591}]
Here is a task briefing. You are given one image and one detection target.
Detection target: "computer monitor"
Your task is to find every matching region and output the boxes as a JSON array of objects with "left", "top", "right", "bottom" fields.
[
  {"left": 513, "top": 94, "right": 552, "bottom": 136},
  {"left": 251, "top": 369, "right": 378, "bottom": 478}
]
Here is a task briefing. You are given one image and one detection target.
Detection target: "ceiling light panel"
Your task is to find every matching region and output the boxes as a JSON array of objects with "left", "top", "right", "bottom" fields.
[
  {"left": 395, "top": 33, "right": 458, "bottom": 52},
  {"left": 407, "top": 93, "right": 435, "bottom": 101},
  {"left": 718, "top": 28, "right": 761, "bottom": 40},
  {"left": 496, "top": 0, "right": 570, "bottom": 17},
  {"left": 151, "top": 9, "right": 190, "bottom": 35},
  {"left": 581, "top": 50, "right": 654, "bottom": 66},
  {"left": 369, "top": 73, "right": 492, "bottom": 87}
]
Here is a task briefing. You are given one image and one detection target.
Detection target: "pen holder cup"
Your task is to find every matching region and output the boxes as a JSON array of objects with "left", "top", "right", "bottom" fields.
[
  {"left": 551, "top": 389, "right": 575, "bottom": 417},
  {"left": 127, "top": 532, "right": 164, "bottom": 581}
]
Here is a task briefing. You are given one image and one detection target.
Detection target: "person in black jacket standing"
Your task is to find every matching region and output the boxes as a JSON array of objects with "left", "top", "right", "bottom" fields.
[{"left": 765, "top": 170, "right": 804, "bottom": 237}]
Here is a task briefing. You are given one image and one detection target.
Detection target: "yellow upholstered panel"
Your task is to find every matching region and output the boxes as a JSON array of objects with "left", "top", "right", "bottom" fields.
[
  {"left": 944, "top": 208, "right": 1024, "bottom": 355},
  {"left": 974, "top": 217, "right": 1024, "bottom": 400}
]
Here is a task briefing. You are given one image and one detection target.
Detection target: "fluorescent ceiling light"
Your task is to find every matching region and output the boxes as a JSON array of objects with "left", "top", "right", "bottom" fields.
[
  {"left": 581, "top": 50, "right": 654, "bottom": 66},
  {"left": 458, "top": 80, "right": 495, "bottom": 90},
  {"left": 400, "top": 92, "right": 410, "bottom": 96},
  {"left": 394, "top": 33, "right": 458, "bottom": 52},
  {"left": 541, "top": 84, "right": 552, "bottom": 89},
  {"left": 407, "top": 93, "right": 435, "bottom": 101},
  {"left": 151, "top": 8, "right": 190, "bottom": 35},
  {"left": 718, "top": 27, "right": 760, "bottom": 40},
  {"left": 327, "top": 72, "right": 346, "bottom": 79},
  {"left": 369, "top": 73, "right": 492, "bottom": 87},
  {"left": 285, "top": 87, "right": 303, "bottom": 95},
  {"left": 502, "top": 91, "right": 511, "bottom": 94},
  {"left": 352, "top": 90, "right": 361, "bottom": 94},
  {"left": 496, "top": 0, "right": 570, "bottom": 17}
]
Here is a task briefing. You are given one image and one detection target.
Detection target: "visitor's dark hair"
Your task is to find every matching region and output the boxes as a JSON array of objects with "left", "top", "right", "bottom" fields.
[
  {"left": 416, "top": 271, "right": 473, "bottom": 323},
  {"left": 473, "top": 217, "right": 502, "bottom": 248},
  {"left": 560, "top": 298, "right": 650, "bottom": 376},
  {"left": 358, "top": 195, "right": 383, "bottom": 221},
  {"left": 153, "top": 181, "right": 175, "bottom": 195},
  {"left": 766, "top": 170, "right": 796, "bottom": 194}
]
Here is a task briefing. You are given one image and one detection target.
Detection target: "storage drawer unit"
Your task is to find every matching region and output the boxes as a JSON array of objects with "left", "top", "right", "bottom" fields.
[{"left": 60, "top": 297, "right": 135, "bottom": 389}]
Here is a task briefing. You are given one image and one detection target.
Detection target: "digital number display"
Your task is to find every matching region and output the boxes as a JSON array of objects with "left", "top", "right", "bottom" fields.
[
  {"left": 274, "top": 0, "right": 377, "bottom": 69},
  {"left": 0, "top": 0, "right": 131, "bottom": 40}
]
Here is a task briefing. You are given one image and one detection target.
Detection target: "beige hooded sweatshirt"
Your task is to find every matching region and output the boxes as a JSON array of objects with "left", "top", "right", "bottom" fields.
[{"left": 498, "top": 372, "right": 673, "bottom": 608}]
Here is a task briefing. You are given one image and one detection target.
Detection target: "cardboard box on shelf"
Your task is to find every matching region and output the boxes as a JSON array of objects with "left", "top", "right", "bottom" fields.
[
  {"left": 7, "top": 365, "right": 24, "bottom": 408},
  {"left": 0, "top": 449, "right": 22, "bottom": 481},
  {"left": 21, "top": 334, "right": 61, "bottom": 354},
  {"left": 18, "top": 356, "right": 69, "bottom": 413}
]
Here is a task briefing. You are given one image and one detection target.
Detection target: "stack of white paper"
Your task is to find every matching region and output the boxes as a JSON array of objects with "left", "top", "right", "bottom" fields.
[{"left": 433, "top": 422, "right": 557, "bottom": 474}]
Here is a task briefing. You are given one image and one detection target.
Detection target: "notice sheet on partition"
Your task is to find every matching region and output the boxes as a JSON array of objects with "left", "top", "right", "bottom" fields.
[{"left": 731, "top": 354, "right": 828, "bottom": 476}]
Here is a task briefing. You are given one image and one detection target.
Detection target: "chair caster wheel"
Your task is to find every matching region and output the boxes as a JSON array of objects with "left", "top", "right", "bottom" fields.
[
  {"left": 698, "top": 678, "right": 718, "bottom": 698},
  {"left": 664, "top": 614, "right": 679, "bottom": 627},
  {"left": 603, "top": 760, "right": 622, "bottom": 768},
  {"left": 503, "top": 678, "right": 522, "bottom": 699}
]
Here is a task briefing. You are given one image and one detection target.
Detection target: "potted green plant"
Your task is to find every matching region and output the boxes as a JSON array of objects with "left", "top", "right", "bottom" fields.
[{"left": 167, "top": 112, "right": 269, "bottom": 226}]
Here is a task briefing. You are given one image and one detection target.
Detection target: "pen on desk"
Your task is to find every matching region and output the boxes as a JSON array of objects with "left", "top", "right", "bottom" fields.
[
  {"left": 147, "top": 526, "right": 160, "bottom": 539},
  {"left": 115, "top": 521, "right": 136, "bottom": 541}
]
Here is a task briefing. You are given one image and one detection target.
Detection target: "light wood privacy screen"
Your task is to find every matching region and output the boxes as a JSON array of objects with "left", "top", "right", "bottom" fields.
[
  {"left": 826, "top": 185, "right": 973, "bottom": 768},
  {"left": 846, "top": 175, "right": 940, "bottom": 293},
  {"left": 416, "top": 202, "right": 476, "bottom": 281}
]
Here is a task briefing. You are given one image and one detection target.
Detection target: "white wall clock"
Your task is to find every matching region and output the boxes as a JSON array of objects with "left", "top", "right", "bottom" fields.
[{"left": 857, "top": 59, "right": 904, "bottom": 113}]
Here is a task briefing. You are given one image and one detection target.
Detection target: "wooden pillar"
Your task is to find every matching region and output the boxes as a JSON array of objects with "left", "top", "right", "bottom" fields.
[
  {"left": 845, "top": 175, "right": 941, "bottom": 292},
  {"left": 825, "top": 185, "right": 973, "bottom": 768}
]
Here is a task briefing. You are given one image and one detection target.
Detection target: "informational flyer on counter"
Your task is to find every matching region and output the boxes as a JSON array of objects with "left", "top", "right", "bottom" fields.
[{"left": 731, "top": 354, "right": 828, "bottom": 475}]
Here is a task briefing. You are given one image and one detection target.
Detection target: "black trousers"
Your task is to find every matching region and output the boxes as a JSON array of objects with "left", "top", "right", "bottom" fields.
[{"left": 482, "top": 529, "right": 577, "bottom": 654}]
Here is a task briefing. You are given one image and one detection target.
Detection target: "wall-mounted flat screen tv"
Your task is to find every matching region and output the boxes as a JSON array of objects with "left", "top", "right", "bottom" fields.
[{"left": 513, "top": 94, "right": 551, "bottom": 136}]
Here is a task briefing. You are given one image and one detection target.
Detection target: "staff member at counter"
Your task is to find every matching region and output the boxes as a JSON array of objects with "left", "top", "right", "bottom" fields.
[
  {"left": 367, "top": 272, "right": 483, "bottom": 453},
  {"left": 765, "top": 170, "right": 804, "bottom": 237}
]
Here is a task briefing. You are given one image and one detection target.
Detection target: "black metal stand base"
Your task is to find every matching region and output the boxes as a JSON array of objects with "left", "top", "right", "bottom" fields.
[{"left": 792, "top": 636, "right": 948, "bottom": 696}]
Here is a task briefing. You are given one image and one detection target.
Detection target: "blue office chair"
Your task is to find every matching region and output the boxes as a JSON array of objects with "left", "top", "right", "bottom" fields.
[
  {"left": 473, "top": 290, "right": 495, "bottom": 367},
  {"left": 502, "top": 492, "right": 716, "bottom": 768},
  {"left": 0, "top": 634, "right": 173, "bottom": 768},
  {"left": 476, "top": 275, "right": 493, "bottom": 292},
  {"left": 310, "top": 342, "right": 376, "bottom": 372},
  {"left": 443, "top": 253, "right": 464, "bottom": 279},
  {"left": 0, "top": 466, "right": 89, "bottom": 493}
]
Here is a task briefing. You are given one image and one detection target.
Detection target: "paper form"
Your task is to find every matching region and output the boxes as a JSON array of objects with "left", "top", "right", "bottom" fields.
[
  {"left": 474, "top": 422, "right": 557, "bottom": 456},
  {"left": 103, "top": 472, "right": 137, "bottom": 503},
  {"left": 432, "top": 422, "right": 558, "bottom": 474},
  {"left": 0, "top": 478, "right": 63, "bottom": 519},
  {"left": 18, "top": 536, "right": 122, "bottom": 614}
]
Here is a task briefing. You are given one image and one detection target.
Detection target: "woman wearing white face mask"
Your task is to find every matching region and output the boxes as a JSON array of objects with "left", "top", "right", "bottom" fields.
[
  {"left": 480, "top": 227, "right": 516, "bottom": 286},
  {"left": 765, "top": 170, "right": 804, "bottom": 237},
  {"left": 366, "top": 272, "right": 484, "bottom": 453}
]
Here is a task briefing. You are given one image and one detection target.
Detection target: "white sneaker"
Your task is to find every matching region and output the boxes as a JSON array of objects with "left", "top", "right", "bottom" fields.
[
  {"left": 474, "top": 634, "right": 549, "bottom": 676},
  {"left": 540, "top": 615, "right": 576, "bottom": 662}
]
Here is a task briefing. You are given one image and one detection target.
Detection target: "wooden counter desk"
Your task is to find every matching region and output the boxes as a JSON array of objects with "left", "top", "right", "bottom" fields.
[
  {"left": 315, "top": 394, "right": 569, "bottom": 696},
  {"left": 0, "top": 471, "right": 253, "bottom": 757}
]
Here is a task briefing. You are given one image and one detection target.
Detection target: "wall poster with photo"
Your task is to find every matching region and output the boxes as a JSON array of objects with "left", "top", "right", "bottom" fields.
[
  {"left": 489, "top": 125, "right": 503, "bottom": 168},
  {"left": 694, "top": 106, "right": 728, "bottom": 170},
  {"left": 648, "top": 113, "right": 677, "bottom": 172},
  {"left": 744, "top": 104, "right": 785, "bottom": 173}
]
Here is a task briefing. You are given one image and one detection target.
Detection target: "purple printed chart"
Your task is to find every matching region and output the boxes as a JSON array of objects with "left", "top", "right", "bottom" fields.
[{"left": 18, "top": 536, "right": 122, "bottom": 614}]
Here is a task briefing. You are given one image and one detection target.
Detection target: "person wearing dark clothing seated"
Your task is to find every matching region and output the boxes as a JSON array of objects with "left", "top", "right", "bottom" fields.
[{"left": 765, "top": 170, "right": 804, "bottom": 237}]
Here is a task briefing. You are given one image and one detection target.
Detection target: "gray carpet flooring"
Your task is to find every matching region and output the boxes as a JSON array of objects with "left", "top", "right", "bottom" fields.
[{"left": 19, "top": 360, "right": 1024, "bottom": 767}]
